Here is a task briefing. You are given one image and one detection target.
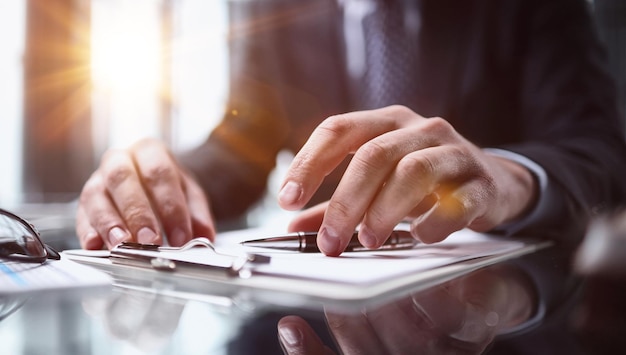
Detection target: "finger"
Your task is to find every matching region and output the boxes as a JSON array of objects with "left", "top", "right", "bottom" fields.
[
  {"left": 278, "top": 107, "right": 413, "bottom": 211},
  {"left": 277, "top": 316, "right": 335, "bottom": 355},
  {"left": 131, "top": 140, "right": 192, "bottom": 246},
  {"left": 79, "top": 171, "right": 132, "bottom": 248},
  {"left": 406, "top": 193, "right": 438, "bottom": 218},
  {"left": 360, "top": 145, "right": 482, "bottom": 248},
  {"left": 76, "top": 205, "right": 104, "bottom": 250},
  {"left": 318, "top": 137, "right": 410, "bottom": 254},
  {"left": 131, "top": 141, "right": 191, "bottom": 246},
  {"left": 411, "top": 179, "right": 492, "bottom": 244},
  {"left": 324, "top": 311, "right": 386, "bottom": 355},
  {"left": 101, "top": 149, "right": 161, "bottom": 245},
  {"left": 181, "top": 171, "right": 216, "bottom": 242},
  {"left": 287, "top": 202, "right": 329, "bottom": 233},
  {"left": 317, "top": 123, "right": 449, "bottom": 255},
  {"left": 320, "top": 118, "right": 466, "bottom": 255}
]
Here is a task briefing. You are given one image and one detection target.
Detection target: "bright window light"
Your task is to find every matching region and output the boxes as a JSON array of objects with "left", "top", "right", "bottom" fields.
[
  {"left": 90, "top": 0, "right": 228, "bottom": 155},
  {"left": 90, "top": 0, "right": 165, "bottom": 152},
  {"left": 0, "top": 1, "right": 26, "bottom": 206},
  {"left": 91, "top": 0, "right": 163, "bottom": 93}
]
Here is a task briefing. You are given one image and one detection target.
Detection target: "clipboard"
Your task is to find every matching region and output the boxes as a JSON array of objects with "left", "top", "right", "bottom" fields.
[
  {"left": 63, "top": 228, "right": 552, "bottom": 312},
  {"left": 108, "top": 238, "right": 270, "bottom": 278}
]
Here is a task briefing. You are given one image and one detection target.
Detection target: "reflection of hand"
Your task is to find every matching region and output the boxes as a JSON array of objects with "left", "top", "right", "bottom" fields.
[
  {"left": 82, "top": 290, "right": 186, "bottom": 353},
  {"left": 278, "top": 106, "right": 536, "bottom": 256},
  {"left": 278, "top": 265, "right": 536, "bottom": 355},
  {"left": 76, "top": 138, "right": 215, "bottom": 249}
]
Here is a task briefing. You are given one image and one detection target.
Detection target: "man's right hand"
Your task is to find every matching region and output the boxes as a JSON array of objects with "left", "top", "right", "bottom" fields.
[{"left": 76, "top": 138, "right": 215, "bottom": 250}]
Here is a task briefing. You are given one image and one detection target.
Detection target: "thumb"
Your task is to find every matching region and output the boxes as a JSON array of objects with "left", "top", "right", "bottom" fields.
[{"left": 287, "top": 202, "right": 329, "bottom": 232}]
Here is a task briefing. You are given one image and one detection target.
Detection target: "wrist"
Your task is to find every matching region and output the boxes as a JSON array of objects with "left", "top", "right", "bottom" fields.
[{"left": 493, "top": 155, "right": 539, "bottom": 223}]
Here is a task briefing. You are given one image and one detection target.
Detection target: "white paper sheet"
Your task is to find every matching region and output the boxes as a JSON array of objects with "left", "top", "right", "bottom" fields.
[
  {"left": 62, "top": 226, "right": 549, "bottom": 310},
  {"left": 213, "top": 227, "right": 527, "bottom": 285},
  {"left": 65, "top": 227, "right": 529, "bottom": 286},
  {"left": 0, "top": 257, "right": 112, "bottom": 295}
]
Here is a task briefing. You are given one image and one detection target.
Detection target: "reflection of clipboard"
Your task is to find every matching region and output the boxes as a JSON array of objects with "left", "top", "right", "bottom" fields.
[{"left": 64, "top": 228, "right": 551, "bottom": 312}]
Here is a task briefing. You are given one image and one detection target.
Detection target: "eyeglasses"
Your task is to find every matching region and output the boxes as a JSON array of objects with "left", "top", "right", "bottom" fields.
[{"left": 0, "top": 208, "right": 61, "bottom": 264}]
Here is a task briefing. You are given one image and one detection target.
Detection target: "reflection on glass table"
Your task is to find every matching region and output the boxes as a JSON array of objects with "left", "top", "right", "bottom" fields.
[
  {"left": 0, "top": 246, "right": 591, "bottom": 355},
  {"left": 0, "top": 288, "right": 242, "bottom": 355}
]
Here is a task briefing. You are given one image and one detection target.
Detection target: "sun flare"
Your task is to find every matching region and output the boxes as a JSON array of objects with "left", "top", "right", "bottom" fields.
[{"left": 90, "top": 0, "right": 163, "bottom": 94}]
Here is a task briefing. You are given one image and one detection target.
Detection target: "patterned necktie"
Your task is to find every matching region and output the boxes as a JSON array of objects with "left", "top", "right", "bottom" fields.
[{"left": 359, "top": 0, "right": 419, "bottom": 110}]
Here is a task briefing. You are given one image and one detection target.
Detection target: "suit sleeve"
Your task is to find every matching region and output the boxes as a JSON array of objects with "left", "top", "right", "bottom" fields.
[
  {"left": 499, "top": 0, "right": 626, "bottom": 242},
  {"left": 178, "top": 0, "right": 345, "bottom": 223},
  {"left": 178, "top": 1, "right": 294, "bottom": 223}
]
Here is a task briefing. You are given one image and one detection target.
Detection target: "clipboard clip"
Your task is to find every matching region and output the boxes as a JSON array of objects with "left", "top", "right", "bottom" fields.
[{"left": 112, "top": 237, "right": 270, "bottom": 278}]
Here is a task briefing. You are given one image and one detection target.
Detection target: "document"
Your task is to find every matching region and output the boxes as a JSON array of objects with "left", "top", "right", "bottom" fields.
[
  {"left": 0, "top": 257, "right": 112, "bottom": 296},
  {"left": 63, "top": 226, "right": 550, "bottom": 311},
  {"left": 220, "top": 228, "right": 529, "bottom": 283}
]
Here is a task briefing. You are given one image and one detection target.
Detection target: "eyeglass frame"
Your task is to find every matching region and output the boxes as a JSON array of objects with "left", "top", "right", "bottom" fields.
[{"left": 0, "top": 208, "right": 61, "bottom": 264}]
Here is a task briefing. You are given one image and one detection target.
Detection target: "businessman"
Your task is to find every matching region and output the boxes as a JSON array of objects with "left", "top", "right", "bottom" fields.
[{"left": 77, "top": 0, "right": 626, "bottom": 257}]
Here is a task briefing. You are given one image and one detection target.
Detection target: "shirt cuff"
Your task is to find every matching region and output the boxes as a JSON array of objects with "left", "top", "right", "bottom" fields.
[{"left": 483, "top": 148, "right": 554, "bottom": 236}]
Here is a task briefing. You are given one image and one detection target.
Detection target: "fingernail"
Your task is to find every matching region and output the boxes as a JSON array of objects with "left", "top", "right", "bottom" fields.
[
  {"left": 318, "top": 226, "right": 340, "bottom": 255},
  {"left": 109, "top": 227, "right": 129, "bottom": 246},
  {"left": 169, "top": 228, "right": 187, "bottom": 247},
  {"left": 137, "top": 227, "right": 158, "bottom": 244},
  {"left": 278, "top": 181, "right": 302, "bottom": 206},
  {"left": 359, "top": 227, "right": 377, "bottom": 248},
  {"left": 278, "top": 324, "right": 302, "bottom": 346}
]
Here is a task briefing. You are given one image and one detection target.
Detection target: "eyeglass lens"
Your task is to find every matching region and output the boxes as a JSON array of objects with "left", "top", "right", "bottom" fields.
[{"left": 0, "top": 210, "right": 48, "bottom": 262}]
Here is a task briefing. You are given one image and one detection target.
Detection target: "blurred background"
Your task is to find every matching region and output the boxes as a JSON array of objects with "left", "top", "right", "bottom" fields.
[
  {"left": 0, "top": 0, "right": 624, "bottom": 222},
  {"left": 0, "top": 0, "right": 228, "bottom": 207}
]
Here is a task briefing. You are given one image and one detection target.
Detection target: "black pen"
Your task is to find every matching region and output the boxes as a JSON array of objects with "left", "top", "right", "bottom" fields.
[{"left": 241, "top": 230, "right": 418, "bottom": 253}]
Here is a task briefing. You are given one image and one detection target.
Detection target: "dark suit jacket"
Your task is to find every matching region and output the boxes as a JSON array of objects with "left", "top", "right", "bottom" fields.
[{"left": 181, "top": 0, "right": 626, "bottom": 241}]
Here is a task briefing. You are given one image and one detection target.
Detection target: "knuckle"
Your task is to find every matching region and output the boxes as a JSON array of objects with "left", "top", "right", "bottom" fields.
[
  {"left": 290, "top": 150, "right": 315, "bottom": 174},
  {"left": 317, "top": 114, "right": 354, "bottom": 139},
  {"left": 80, "top": 173, "right": 104, "bottom": 200},
  {"left": 159, "top": 198, "right": 184, "bottom": 219},
  {"left": 121, "top": 204, "right": 153, "bottom": 229},
  {"left": 327, "top": 199, "right": 353, "bottom": 222},
  {"left": 396, "top": 155, "right": 436, "bottom": 190},
  {"left": 354, "top": 140, "right": 395, "bottom": 171},
  {"left": 397, "top": 153, "right": 434, "bottom": 175},
  {"left": 477, "top": 175, "right": 497, "bottom": 197},
  {"left": 88, "top": 214, "right": 121, "bottom": 234},
  {"left": 142, "top": 163, "right": 177, "bottom": 187},
  {"left": 422, "top": 116, "right": 454, "bottom": 137},
  {"left": 104, "top": 164, "right": 135, "bottom": 189},
  {"left": 381, "top": 105, "right": 419, "bottom": 127},
  {"left": 386, "top": 104, "right": 413, "bottom": 116}
]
